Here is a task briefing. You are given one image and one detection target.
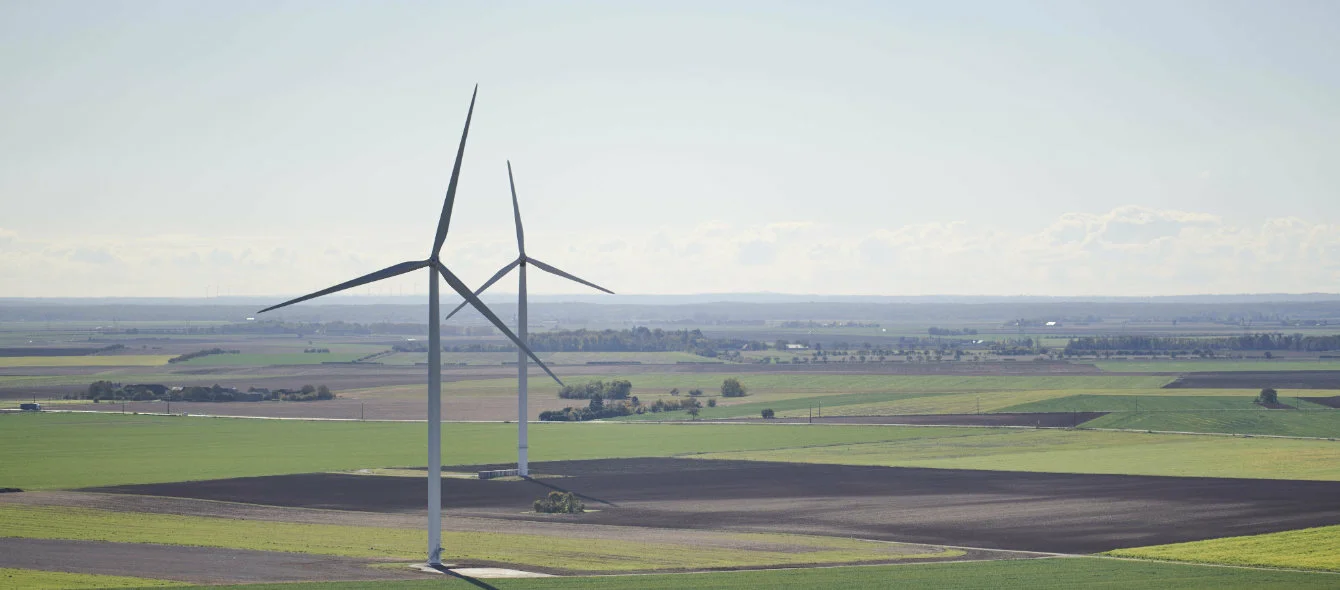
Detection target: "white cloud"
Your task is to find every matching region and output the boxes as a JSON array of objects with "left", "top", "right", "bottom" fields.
[{"left": 2, "top": 207, "right": 1339, "bottom": 297}]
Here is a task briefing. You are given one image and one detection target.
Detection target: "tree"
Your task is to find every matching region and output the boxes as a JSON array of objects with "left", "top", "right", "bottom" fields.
[
  {"left": 761, "top": 408, "right": 775, "bottom": 419},
  {"left": 316, "top": 385, "right": 333, "bottom": 400},
  {"left": 588, "top": 394, "right": 604, "bottom": 413},
  {"left": 721, "top": 378, "right": 747, "bottom": 398},
  {"left": 687, "top": 406, "right": 700, "bottom": 420},
  {"left": 669, "top": 388, "right": 680, "bottom": 397},
  {"left": 1257, "top": 388, "right": 1279, "bottom": 405},
  {"left": 688, "top": 388, "right": 703, "bottom": 397},
  {"left": 707, "top": 398, "right": 717, "bottom": 407}
]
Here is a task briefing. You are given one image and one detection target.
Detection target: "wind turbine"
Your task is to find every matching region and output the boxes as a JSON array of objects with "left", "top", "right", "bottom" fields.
[
  {"left": 445, "top": 160, "right": 613, "bottom": 476},
  {"left": 256, "top": 87, "right": 562, "bottom": 567}
]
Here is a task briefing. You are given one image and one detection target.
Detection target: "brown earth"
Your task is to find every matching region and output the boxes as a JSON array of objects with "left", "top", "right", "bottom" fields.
[
  {"left": 89, "top": 458, "right": 1340, "bottom": 554},
  {"left": 720, "top": 413, "right": 1109, "bottom": 427},
  {"left": 1164, "top": 371, "right": 1340, "bottom": 389}
]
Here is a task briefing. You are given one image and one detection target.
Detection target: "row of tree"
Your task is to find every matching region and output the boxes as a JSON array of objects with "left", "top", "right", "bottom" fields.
[
  {"left": 1065, "top": 333, "right": 1340, "bottom": 354},
  {"left": 167, "top": 348, "right": 239, "bottom": 363},
  {"left": 85, "top": 381, "right": 333, "bottom": 402}
]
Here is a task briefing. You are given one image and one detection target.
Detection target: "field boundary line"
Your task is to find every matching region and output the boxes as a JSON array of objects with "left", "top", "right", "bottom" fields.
[
  {"left": 1090, "top": 553, "right": 1340, "bottom": 576},
  {"left": 7, "top": 409, "right": 1340, "bottom": 442}
]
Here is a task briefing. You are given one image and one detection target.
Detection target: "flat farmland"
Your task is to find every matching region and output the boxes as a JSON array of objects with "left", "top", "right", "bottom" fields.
[
  {"left": 0, "top": 355, "right": 173, "bottom": 368},
  {"left": 1003, "top": 394, "right": 1335, "bottom": 412},
  {"left": 1108, "top": 524, "right": 1340, "bottom": 572},
  {"left": 1082, "top": 411, "right": 1340, "bottom": 438},
  {"left": 697, "top": 428, "right": 1340, "bottom": 480},
  {"left": 86, "top": 458, "right": 1340, "bottom": 554},
  {"left": 1097, "top": 361, "right": 1340, "bottom": 373}
]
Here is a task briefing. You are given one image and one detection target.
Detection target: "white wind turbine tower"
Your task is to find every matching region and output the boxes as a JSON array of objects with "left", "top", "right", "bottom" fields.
[
  {"left": 256, "top": 87, "right": 562, "bottom": 567},
  {"left": 445, "top": 160, "right": 613, "bottom": 476}
]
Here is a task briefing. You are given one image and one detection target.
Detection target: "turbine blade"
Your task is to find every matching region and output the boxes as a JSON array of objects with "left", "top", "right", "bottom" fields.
[
  {"left": 443, "top": 258, "right": 520, "bottom": 321},
  {"left": 258, "top": 260, "right": 428, "bottom": 314},
  {"left": 527, "top": 257, "right": 615, "bottom": 294},
  {"left": 431, "top": 85, "right": 478, "bottom": 257},
  {"left": 507, "top": 160, "right": 524, "bottom": 255},
  {"left": 435, "top": 261, "right": 563, "bottom": 386}
]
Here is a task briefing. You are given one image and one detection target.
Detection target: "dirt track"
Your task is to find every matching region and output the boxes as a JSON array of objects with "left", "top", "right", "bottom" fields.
[
  {"left": 91, "top": 458, "right": 1340, "bottom": 554},
  {"left": 722, "top": 413, "right": 1109, "bottom": 427},
  {"left": 0, "top": 538, "right": 414, "bottom": 584},
  {"left": 1165, "top": 371, "right": 1340, "bottom": 389}
]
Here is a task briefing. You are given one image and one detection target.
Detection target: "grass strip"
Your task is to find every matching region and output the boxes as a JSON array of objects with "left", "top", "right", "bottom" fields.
[
  {"left": 1107, "top": 524, "right": 1340, "bottom": 572},
  {"left": 0, "top": 567, "right": 184, "bottom": 589},
  {"left": 0, "top": 505, "right": 958, "bottom": 572},
  {"left": 165, "top": 557, "right": 1340, "bottom": 589}
]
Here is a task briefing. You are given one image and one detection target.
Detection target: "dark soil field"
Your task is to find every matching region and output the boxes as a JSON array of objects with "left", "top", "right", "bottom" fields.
[
  {"left": 91, "top": 458, "right": 1340, "bottom": 554},
  {"left": 723, "top": 413, "right": 1108, "bottom": 427},
  {"left": 1164, "top": 371, "right": 1340, "bottom": 389}
]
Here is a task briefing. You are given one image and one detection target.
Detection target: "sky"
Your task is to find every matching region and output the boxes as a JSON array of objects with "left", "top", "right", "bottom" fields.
[{"left": 2, "top": 0, "right": 1338, "bottom": 298}]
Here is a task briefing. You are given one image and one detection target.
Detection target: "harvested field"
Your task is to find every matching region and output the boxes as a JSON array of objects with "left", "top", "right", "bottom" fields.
[
  {"left": 89, "top": 458, "right": 1340, "bottom": 554},
  {"left": 723, "top": 413, "right": 1108, "bottom": 427},
  {"left": 0, "top": 538, "right": 412, "bottom": 584},
  {"left": 1165, "top": 371, "right": 1340, "bottom": 390}
]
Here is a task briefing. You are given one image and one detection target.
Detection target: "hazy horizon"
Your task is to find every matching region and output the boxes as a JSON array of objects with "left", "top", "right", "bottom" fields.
[{"left": 4, "top": 1, "right": 1338, "bottom": 298}]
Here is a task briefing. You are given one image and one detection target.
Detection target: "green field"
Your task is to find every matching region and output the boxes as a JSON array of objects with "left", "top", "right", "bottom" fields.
[
  {"left": 1096, "top": 360, "right": 1340, "bottom": 373},
  {"left": 0, "top": 568, "right": 182, "bottom": 589},
  {"left": 179, "top": 352, "right": 374, "bottom": 366},
  {"left": 180, "top": 557, "right": 1340, "bottom": 589},
  {"left": 698, "top": 428, "right": 1340, "bottom": 480},
  {"left": 0, "top": 504, "right": 949, "bottom": 572},
  {"left": 0, "top": 355, "right": 174, "bottom": 368},
  {"left": 380, "top": 351, "right": 719, "bottom": 366},
  {"left": 1002, "top": 394, "right": 1332, "bottom": 413},
  {"left": 1108, "top": 524, "right": 1340, "bottom": 572},
  {"left": 1082, "top": 411, "right": 1340, "bottom": 438},
  {"left": 8, "top": 413, "right": 1340, "bottom": 490},
  {"left": 0, "top": 413, "right": 973, "bottom": 489}
]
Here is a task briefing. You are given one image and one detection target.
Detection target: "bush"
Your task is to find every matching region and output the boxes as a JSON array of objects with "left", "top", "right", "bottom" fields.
[
  {"left": 688, "top": 389, "right": 702, "bottom": 397},
  {"left": 721, "top": 378, "right": 747, "bottom": 398},
  {"left": 707, "top": 398, "right": 716, "bottom": 407},
  {"left": 559, "top": 379, "right": 632, "bottom": 400},
  {"left": 533, "top": 491, "right": 584, "bottom": 514},
  {"left": 762, "top": 408, "right": 775, "bottom": 419},
  {"left": 1257, "top": 388, "right": 1279, "bottom": 405}
]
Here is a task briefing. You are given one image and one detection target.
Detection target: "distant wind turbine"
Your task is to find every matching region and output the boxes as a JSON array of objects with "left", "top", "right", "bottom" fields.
[
  {"left": 445, "top": 161, "right": 613, "bottom": 476},
  {"left": 257, "top": 87, "right": 561, "bottom": 567}
]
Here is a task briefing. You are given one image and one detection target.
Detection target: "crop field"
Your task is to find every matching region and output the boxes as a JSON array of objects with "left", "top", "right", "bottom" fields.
[
  {"left": 123, "top": 558, "right": 1340, "bottom": 589},
  {"left": 1082, "top": 411, "right": 1340, "bottom": 438},
  {"left": 0, "top": 568, "right": 183, "bottom": 589},
  {"left": 0, "top": 413, "right": 972, "bottom": 489},
  {"left": 697, "top": 428, "right": 1340, "bottom": 480},
  {"left": 0, "top": 355, "right": 174, "bottom": 368},
  {"left": 1002, "top": 394, "right": 1334, "bottom": 413},
  {"left": 1108, "top": 524, "right": 1340, "bottom": 572},
  {"left": 0, "top": 504, "right": 952, "bottom": 572},
  {"left": 1097, "top": 360, "right": 1340, "bottom": 373}
]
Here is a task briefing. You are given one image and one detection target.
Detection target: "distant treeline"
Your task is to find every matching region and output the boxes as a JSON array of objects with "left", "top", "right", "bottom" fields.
[
  {"left": 558, "top": 379, "right": 633, "bottom": 400},
  {"left": 168, "top": 348, "right": 239, "bottom": 363},
  {"left": 394, "top": 327, "right": 766, "bottom": 357},
  {"left": 928, "top": 327, "right": 979, "bottom": 336},
  {"left": 1065, "top": 333, "right": 1340, "bottom": 354}
]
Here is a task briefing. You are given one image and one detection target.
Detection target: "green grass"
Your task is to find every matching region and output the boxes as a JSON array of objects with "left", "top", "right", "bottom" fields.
[
  {"left": 0, "top": 504, "right": 957, "bottom": 572},
  {"left": 0, "top": 413, "right": 973, "bottom": 489},
  {"left": 1108, "top": 524, "right": 1340, "bottom": 572},
  {"left": 381, "top": 351, "right": 719, "bottom": 366},
  {"left": 1082, "top": 411, "right": 1340, "bottom": 438},
  {"left": 1096, "top": 360, "right": 1340, "bottom": 373},
  {"left": 1002, "top": 395, "right": 1332, "bottom": 413},
  {"left": 177, "top": 557, "right": 1340, "bottom": 589},
  {"left": 0, "top": 355, "right": 173, "bottom": 367},
  {"left": 0, "top": 568, "right": 183, "bottom": 588},
  {"left": 698, "top": 428, "right": 1340, "bottom": 480}
]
